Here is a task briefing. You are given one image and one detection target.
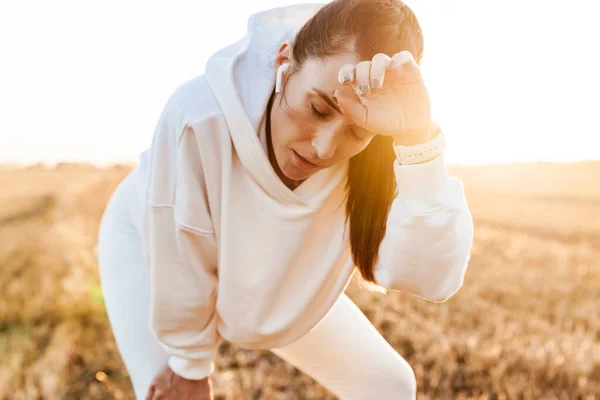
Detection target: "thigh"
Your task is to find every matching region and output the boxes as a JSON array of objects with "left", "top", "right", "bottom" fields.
[
  {"left": 271, "top": 293, "right": 416, "bottom": 400},
  {"left": 97, "top": 178, "right": 169, "bottom": 399}
]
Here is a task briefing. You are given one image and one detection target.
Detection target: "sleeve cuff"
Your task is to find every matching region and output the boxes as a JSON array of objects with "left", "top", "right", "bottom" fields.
[
  {"left": 168, "top": 355, "right": 215, "bottom": 380},
  {"left": 393, "top": 152, "right": 450, "bottom": 213}
]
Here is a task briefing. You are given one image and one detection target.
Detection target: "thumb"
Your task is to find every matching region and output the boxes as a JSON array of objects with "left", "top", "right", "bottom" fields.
[{"left": 333, "top": 85, "right": 366, "bottom": 127}]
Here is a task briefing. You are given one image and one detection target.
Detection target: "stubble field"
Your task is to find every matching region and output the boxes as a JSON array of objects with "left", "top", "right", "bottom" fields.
[{"left": 0, "top": 161, "right": 598, "bottom": 399}]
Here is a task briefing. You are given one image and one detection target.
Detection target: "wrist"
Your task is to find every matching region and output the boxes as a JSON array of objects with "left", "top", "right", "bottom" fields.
[
  {"left": 168, "top": 355, "right": 214, "bottom": 380},
  {"left": 392, "top": 123, "right": 445, "bottom": 165},
  {"left": 392, "top": 122, "right": 437, "bottom": 146}
]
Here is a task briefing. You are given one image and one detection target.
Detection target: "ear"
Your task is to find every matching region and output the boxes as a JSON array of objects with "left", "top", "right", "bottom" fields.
[{"left": 275, "top": 41, "right": 294, "bottom": 69}]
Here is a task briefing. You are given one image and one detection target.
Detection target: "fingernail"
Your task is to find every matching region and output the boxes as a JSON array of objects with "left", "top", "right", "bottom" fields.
[
  {"left": 358, "top": 84, "right": 370, "bottom": 95},
  {"left": 371, "top": 78, "right": 380, "bottom": 89},
  {"left": 340, "top": 73, "right": 351, "bottom": 84}
]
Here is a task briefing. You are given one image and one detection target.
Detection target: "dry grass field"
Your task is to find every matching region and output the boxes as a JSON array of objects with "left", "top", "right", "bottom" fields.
[{"left": 0, "top": 161, "right": 598, "bottom": 399}]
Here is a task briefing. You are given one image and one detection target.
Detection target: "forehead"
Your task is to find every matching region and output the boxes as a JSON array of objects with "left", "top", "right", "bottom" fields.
[{"left": 296, "top": 53, "right": 358, "bottom": 91}]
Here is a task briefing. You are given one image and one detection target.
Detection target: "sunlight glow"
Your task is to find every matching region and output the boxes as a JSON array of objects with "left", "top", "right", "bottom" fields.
[{"left": 1, "top": 0, "right": 598, "bottom": 165}]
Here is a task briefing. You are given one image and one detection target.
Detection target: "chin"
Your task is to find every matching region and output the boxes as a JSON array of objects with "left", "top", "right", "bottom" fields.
[
  {"left": 282, "top": 164, "right": 312, "bottom": 181},
  {"left": 276, "top": 148, "right": 318, "bottom": 182}
]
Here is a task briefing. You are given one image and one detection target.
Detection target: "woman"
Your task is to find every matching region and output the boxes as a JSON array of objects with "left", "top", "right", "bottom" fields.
[{"left": 97, "top": 1, "right": 474, "bottom": 399}]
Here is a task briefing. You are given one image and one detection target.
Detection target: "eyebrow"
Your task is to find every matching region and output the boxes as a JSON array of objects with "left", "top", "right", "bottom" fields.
[{"left": 312, "top": 88, "right": 343, "bottom": 115}]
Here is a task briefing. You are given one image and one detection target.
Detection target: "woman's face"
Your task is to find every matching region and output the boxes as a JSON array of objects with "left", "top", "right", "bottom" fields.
[{"left": 270, "top": 52, "right": 376, "bottom": 182}]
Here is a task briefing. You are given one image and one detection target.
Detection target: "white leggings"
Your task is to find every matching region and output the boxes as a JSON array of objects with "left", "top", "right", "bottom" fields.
[{"left": 97, "top": 169, "right": 416, "bottom": 400}]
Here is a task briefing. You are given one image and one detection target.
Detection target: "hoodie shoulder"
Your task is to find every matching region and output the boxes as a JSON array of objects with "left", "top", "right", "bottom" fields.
[{"left": 164, "top": 75, "right": 222, "bottom": 132}]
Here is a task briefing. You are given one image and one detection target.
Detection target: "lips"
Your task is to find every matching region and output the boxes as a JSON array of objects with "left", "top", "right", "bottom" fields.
[{"left": 292, "top": 150, "right": 321, "bottom": 171}]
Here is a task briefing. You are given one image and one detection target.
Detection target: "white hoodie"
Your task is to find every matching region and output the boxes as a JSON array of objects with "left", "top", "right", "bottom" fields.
[{"left": 136, "top": 3, "right": 474, "bottom": 380}]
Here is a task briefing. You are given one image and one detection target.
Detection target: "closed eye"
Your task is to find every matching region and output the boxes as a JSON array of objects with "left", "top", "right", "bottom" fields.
[
  {"left": 311, "top": 101, "right": 365, "bottom": 143},
  {"left": 310, "top": 103, "right": 330, "bottom": 120}
]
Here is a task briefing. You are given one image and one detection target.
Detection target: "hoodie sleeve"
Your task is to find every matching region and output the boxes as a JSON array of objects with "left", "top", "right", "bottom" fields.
[
  {"left": 373, "top": 152, "right": 474, "bottom": 302},
  {"left": 142, "top": 93, "right": 222, "bottom": 380}
]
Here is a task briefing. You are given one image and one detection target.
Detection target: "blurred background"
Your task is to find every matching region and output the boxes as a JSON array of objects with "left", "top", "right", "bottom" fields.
[{"left": 1, "top": 0, "right": 599, "bottom": 399}]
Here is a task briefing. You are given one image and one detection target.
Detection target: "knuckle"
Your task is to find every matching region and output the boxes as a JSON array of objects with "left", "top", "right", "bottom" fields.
[
  {"left": 393, "top": 50, "right": 415, "bottom": 66},
  {"left": 356, "top": 61, "right": 371, "bottom": 79},
  {"left": 373, "top": 52, "right": 391, "bottom": 65}
]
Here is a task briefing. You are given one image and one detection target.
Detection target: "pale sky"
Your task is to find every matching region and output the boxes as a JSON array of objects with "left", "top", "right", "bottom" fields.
[{"left": 1, "top": 0, "right": 599, "bottom": 166}]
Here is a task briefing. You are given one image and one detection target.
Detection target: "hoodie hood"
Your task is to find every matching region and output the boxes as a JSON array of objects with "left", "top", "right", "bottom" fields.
[
  {"left": 204, "top": 3, "right": 348, "bottom": 208},
  {"left": 207, "top": 4, "right": 324, "bottom": 132}
]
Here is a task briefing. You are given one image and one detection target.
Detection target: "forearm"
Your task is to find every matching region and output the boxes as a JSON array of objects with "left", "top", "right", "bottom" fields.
[{"left": 374, "top": 154, "right": 475, "bottom": 301}]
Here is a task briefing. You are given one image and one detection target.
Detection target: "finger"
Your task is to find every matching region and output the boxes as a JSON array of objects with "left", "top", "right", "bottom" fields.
[
  {"left": 390, "top": 50, "right": 418, "bottom": 70},
  {"left": 355, "top": 61, "right": 372, "bottom": 95},
  {"left": 333, "top": 85, "right": 366, "bottom": 127},
  {"left": 153, "top": 390, "right": 164, "bottom": 400},
  {"left": 337, "top": 63, "right": 355, "bottom": 85},
  {"left": 146, "top": 384, "right": 155, "bottom": 400},
  {"left": 370, "top": 53, "right": 392, "bottom": 90}
]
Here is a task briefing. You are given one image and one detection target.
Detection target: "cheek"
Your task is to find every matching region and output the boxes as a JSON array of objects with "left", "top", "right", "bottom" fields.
[{"left": 282, "top": 106, "right": 316, "bottom": 142}]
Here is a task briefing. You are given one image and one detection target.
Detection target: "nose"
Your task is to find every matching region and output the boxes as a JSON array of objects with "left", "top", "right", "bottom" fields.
[{"left": 311, "top": 127, "right": 338, "bottom": 160}]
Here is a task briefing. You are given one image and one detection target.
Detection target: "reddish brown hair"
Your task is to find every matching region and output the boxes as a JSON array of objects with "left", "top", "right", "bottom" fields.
[{"left": 292, "top": 0, "right": 425, "bottom": 284}]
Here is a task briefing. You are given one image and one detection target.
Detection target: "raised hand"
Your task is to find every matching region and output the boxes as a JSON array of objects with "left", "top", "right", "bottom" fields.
[{"left": 333, "top": 50, "right": 434, "bottom": 144}]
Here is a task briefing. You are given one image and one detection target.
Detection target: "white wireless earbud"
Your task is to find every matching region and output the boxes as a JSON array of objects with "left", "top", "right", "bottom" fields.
[{"left": 275, "top": 63, "right": 290, "bottom": 93}]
